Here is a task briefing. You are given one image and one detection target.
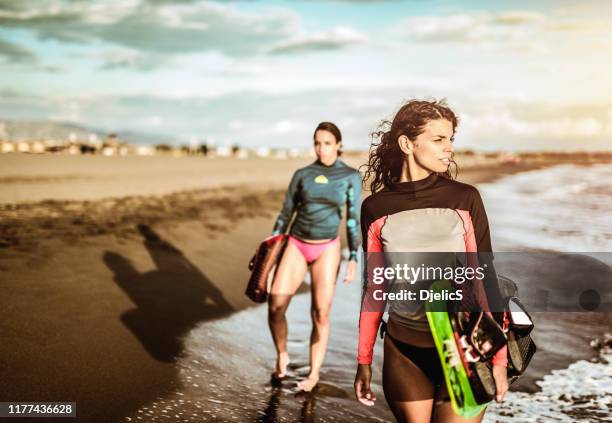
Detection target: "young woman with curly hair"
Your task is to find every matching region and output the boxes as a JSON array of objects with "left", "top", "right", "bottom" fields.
[{"left": 353, "top": 100, "right": 508, "bottom": 422}]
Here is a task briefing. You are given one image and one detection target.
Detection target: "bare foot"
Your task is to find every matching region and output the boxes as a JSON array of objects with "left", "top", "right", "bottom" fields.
[
  {"left": 297, "top": 375, "right": 319, "bottom": 392},
  {"left": 273, "top": 352, "right": 290, "bottom": 379}
]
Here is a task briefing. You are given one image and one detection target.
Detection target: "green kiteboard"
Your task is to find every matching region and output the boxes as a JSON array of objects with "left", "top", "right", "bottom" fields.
[{"left": 425, "top": 280, "right": 489, "bottom": 418}]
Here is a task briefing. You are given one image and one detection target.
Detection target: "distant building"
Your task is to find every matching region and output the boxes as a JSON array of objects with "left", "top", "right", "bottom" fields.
[
  {"left": 0, "top": 141, "right": 15, "bottom": 153},
  {"left": 256, "top": 146, "right": 270, "bottom": 157},
  {"left": 274, "top": 149, "right": 287, "bottom": 159},
  {"left": 0, "top": 122, "right": 7, "bottom": 141},
  {"left": 101, "top": 146, "right": 116, "bottom": 156},
  {"left": 31, "top": 141, "right": 45, "bottom": 153},
  {"left": 215, "top": 146, "right": 232, "bottom": 157},
  {"left": 16, "top": 141, "right": 30, "bottom": 153},
  {"left": 136, "top": 145, "right": 155, "bottom": 156},
  {"left": 497, "top": 152, "right": 522, "bottom": 164}
]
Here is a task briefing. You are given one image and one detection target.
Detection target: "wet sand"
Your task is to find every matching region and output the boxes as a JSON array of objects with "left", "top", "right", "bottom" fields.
[
  {"left": 0, "top": 155, "right": 609, "bottom": 422},
  {"left": 0, "top": 216, "right": 284, "bottom": 422}
]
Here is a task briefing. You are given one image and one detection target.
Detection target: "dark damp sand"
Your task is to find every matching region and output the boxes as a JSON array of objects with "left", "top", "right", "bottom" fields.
[
  {"left": 0, "top": 155, "right": 609, "bottom": 422},
  {"left": 0, "top": 217, "right": 273, "bottom": 423}
]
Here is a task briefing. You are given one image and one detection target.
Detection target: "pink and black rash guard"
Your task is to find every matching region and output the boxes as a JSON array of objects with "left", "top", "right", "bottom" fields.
[{"left": 357, "top": 172, "right": 507, "bottom": 366}]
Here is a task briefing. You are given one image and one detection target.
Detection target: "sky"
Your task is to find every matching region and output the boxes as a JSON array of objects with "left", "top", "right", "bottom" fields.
[{"left": 1, "top": 0, "right": 612, "bottom": 151}]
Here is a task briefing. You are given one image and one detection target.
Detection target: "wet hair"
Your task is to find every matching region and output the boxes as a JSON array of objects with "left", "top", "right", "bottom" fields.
[
  {"left": 314, "top": 121, "right": 343, "bottom": 156},
  {"left": 362, "top": 99, "right": 459, "bottom": 193}
]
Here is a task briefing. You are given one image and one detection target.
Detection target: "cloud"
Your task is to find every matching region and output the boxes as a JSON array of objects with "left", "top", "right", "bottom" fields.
[
  {"left": 0, "top": 37, "right": 63, "bottom": 71},
  {"left": 306, "top": 0, "right": 398, "bottom": 2},
  {"left": 98, "top": 50, "right": 168, "bottom": 71},
  {"left": 492, "top": 11, "right": 544, "bottom": 25},
  {"left": 142, "top": 115, "right": 163, "bottom": 127},
  {"left": 0, "top": 0, "right": 300, "bottom": 57},
  {"left": 0, "top": 38, "right": 35, "bottom": 62},
  {"left": 393, "top": 10, "right": 612, "bottom": 54},
  {"left": 400, "top": 14, "right": 482, "bottom": 43},
  {"left": 459, "top": 101, "right": 612, "bottom": 151},
  {"left": 546, "top": 19, "right": 607, "bottom": 33},
  {"left": 394, "top": 11, "right": 548, "bottom": 44},
  {"left": 395, "top": 11, "right": 548, "bottom": 45},
  {"left": 268, "top": 26, "right": 367, "bottom": 55}
]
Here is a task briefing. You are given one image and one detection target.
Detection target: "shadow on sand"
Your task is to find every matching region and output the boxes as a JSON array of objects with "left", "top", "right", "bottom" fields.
[{"left": 103, "top": 223, "right": 234, "bottom": 362}]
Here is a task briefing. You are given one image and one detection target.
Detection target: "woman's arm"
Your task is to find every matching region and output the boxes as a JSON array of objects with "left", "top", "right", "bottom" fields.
[
  {"left": 357, "top": 212, "right": 387, "bottom": 364},
  {"left": 271, "top": 170, "right": 301, "bottom": 235},
  {"left": 469, "top": 187, "right": 509, "bottom": 402},
  {"left": 355, "top": 204, "right": 386, "bottom": 405},
  {"left": 469, "top": 187, "right": 507, "bottom": 360},
  {"left": 346, "top": 171, "right": 362, "bottom": 262}
]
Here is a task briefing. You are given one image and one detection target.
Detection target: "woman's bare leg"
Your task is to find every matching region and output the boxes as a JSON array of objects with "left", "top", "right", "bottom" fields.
[
  {"left": 382, "top": 332, "right": 487, "bottom": 423},
  {"left": 382, "top": 335, "right": 435, "bottom": 423},
  {"left": 432, "top": 396, "right": 485, "bottom": 423},
  {"left": 268, "top": 240, "right": 308, "bottom": 378},
  {"left": 297, "top": 240, "right": 341, "bottom": 391}
]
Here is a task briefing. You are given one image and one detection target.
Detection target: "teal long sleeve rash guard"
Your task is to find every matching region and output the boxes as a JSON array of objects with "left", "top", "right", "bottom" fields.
[{"left": 272, "top": 159, "right": 361, "bottom": 261}]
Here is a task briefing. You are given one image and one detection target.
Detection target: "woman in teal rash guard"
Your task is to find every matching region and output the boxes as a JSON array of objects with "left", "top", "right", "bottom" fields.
[{"left": 268, "top": 121, "right": 361, "bottom": 392}]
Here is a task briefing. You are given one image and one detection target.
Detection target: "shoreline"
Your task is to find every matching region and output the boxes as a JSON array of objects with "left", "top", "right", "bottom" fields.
[{"left": 1, "top": 158, "right": 610, "bottom": 422}]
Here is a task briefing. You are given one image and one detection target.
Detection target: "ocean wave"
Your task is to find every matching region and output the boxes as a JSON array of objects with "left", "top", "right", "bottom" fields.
[
  {"left": 480, "top": 164, "right": 612, "bottom": 251},
  {"left": 486, "top": 334, "right": 612, "bottom": 422}
]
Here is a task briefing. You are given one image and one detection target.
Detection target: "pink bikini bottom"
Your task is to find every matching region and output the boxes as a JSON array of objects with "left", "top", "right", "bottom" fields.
[{"left": 289, "top": 235, "right": 340, "bottom": 264}]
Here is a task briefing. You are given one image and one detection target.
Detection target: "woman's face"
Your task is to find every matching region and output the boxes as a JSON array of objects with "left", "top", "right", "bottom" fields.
[
  {"left": 314, "top": 129, "right": 340, "bottom": 163},
  {"left": 408, "top": 118, "right": 455, "bottom": 174}
]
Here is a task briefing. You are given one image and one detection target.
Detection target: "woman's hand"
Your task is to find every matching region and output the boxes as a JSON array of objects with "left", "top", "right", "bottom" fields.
[
  {"left": 354, "top": 364, "right": 376, "bottom": 406},
  {"left": 343, "top": 260, "right": 358, "bottom": 284},
  {"left": 492, "top": 364, "right": 509, "bottom": 403}
]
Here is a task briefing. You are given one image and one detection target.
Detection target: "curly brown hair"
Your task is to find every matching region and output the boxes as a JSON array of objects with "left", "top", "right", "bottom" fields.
[{"left": 361, "top": 99, "right": 459, "bottom": 193}]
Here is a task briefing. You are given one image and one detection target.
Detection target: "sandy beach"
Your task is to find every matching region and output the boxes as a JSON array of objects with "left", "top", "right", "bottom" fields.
[
  {"left": 1, "top": 154, "right": 610, "bottom": 422},
  {"left": 4, "top": 0, "right": 612, "bottom": 421}
]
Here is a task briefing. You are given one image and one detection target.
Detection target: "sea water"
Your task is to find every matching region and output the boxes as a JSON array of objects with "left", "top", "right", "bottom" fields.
[{"left": 481, "top": 163, "right": 612, "bottom": 252}]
